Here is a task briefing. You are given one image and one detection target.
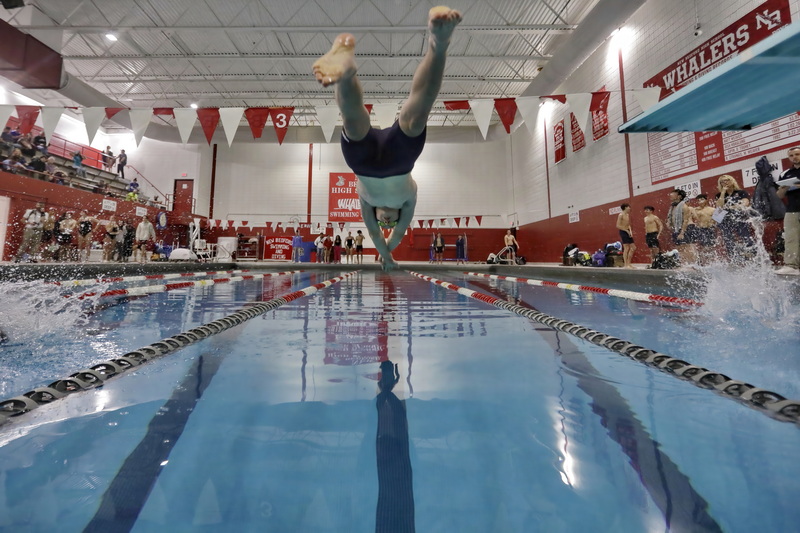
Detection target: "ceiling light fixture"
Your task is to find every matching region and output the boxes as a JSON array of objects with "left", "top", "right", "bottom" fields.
[
  {"left": 190, "top": 103, "right": 198, "bottom": 109},
  {"left": 105, "top": 33, "right": 118, "bottom": 42}
]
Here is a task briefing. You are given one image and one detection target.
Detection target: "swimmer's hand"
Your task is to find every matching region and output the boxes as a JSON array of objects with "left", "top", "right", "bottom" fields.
[{"left": 378, "top": 255, "right": 399, "bottom": 271}]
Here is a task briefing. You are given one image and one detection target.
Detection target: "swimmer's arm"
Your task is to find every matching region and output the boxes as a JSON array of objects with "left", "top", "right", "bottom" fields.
[
  {"left": 655, "top": 216, "right": 663, "bottom": 235},
  {"left": 386, "top": 197, "right": 417, "bottom": 252},
  {"left": 360, "top": 198, "right": 397, "bottom": 269}
]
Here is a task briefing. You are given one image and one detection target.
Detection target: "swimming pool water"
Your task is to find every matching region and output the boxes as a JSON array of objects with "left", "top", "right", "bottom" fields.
[{"left": 0, "top": 270, "right": 798, "bottom": 532}]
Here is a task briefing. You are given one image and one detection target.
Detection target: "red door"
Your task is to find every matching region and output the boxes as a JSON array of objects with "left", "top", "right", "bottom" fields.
[{"left": 173, "top": 179, "right": 194, "bottom": 214}]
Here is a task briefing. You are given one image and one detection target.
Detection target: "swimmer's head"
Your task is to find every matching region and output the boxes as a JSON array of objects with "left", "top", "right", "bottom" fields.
[{"left": 376, "top": 207, "right": 399, "bottom": 228}]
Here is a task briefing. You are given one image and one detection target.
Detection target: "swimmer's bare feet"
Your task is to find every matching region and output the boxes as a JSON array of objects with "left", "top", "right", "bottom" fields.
[
  {"left": 312, "top": 33, "right": 357, "bottom": 87},
  {"left": 428, "top": 6, "right": 462, "bottom": 49}
]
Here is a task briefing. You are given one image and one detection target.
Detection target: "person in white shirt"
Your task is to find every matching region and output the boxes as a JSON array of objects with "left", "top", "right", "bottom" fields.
[
  {"left": 15, "top": 202, "right": 45, "bottom": 262},
  {"left": 134, "top": 215, "right": 156, "bottom": 262}
]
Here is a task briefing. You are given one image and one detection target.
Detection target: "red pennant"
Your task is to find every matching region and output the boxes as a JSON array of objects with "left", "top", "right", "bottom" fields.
[
  {"left": 241, "top": 221, "right": 248, "bottom": 227},
  {"left": 105, "top": 107, "right": 125, "bottom": 119},
  {"left": 444, "top": 100, "right": 470, "bottom": 110},
  {"left": 455, "top": 217, "right": 461, "bottom": 227},
  {"left": 474, "top": 216, "right": 483, "bottom": 226},
  {"left": 364, "top": 104, "right": 373, "bottom": 114},
  {"left": 15, "top": 106, "right": 40, "bottom": 134},
  {"left": 540, "top": 94, "right": 567, "bottom": 104},
  {"left": 408, "top": 226, "right": 414, "bottom": 246},
  {"left": 196, "top": 108, "right": 220, "bottom": 145},
  {"left": 268, "top": 107, "right": 294, "bottom": 145},
  {"left": 338, "top": 222, "right": 345, "bottom": 231},
  {"left": 153, "top": 108, "right": 175, "bottom": 117},
  {"left": 244, "top": 107, "right": 270, "bottom": 139},
  {"left": 494, "top": 98, "right": 517, "bottom": 133},
  {"left": 227, "top": 220, "right": 234, "bottom": 228},
  {"left": 589, "top": 91, "right": 611, "bottom": 113},
  {"left": 417, "top": 220, "right": 423, "bottom": 229}
]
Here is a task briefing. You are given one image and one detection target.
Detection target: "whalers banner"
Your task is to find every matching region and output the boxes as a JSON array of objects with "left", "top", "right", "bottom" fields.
[{"left": 328, "top": 172, "right": 362, "bottom": 222}]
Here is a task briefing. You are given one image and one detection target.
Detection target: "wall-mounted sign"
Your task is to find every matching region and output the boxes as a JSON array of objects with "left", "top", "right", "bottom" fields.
[
  {"left": 135, "top": 206, "right": 148, "bottom": 217},
  {"left": 101, "top": 199, "right": 117, "bottom": 212},
  {"left": 568, "top": 211, "right": 580, "bottom": 223}
]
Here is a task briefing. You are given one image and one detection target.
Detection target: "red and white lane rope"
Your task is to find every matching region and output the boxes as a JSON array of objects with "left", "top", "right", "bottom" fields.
[
  {"left": 463, "top": 271, "right": 702, "bottom": 307},
  {"left": 52, "top": 269, "right": 252, "bottom": 287},
  {"left": 1, "top": 270, "right": 359, "bottom": 423},
  {"left": 74, "top": 270, "right": 302, "bottom": 300},
  {"left": 408, "top": 271, "right": 799, "bottom": 425}
]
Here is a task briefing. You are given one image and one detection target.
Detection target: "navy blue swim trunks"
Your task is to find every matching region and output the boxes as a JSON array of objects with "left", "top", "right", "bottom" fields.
[
  {"left": 341, "top": 121, "right": 426, "bottom": 178},
  {"left": 619, "top": 230, "right": 634, "bottom": 244}
]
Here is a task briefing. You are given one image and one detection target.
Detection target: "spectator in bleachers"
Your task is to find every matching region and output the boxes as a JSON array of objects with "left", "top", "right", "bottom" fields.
[
  {"left": 126, "top": 177, "right": 140, "bottom": 202},
  {"left": 51, "top": 170, "right": 67, "bottom": 185},
  {"left": 117, "top": 149, "right": 127, "bottom": 179},
  {"left": 1, "top": 127, "right": 14, "bottom": 147},
  {"left": 33, "top": 133, "right": 48, "bottom": 155},
  {"left": 27, "top": 155, "right": 46, "bottom": 178},
  {"left": 72, "top": 151, "right": 86, "bottom": 178},
  {"left": 19, "top": 134, "right": 36, "bottom": 158},
  {"left": 45, "top": 156, "right": 57, "bottom": 176},
  {"left": 2, "top": 154, "right": 27, "bottom": 174},
  {"left": 102, "top": 146, "right": 115, "bottom": 172}
]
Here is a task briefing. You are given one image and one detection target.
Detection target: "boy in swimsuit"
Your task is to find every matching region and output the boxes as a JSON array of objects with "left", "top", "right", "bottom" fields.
[
  {"left": 616, "top": 203, "right": 636, "bottom": 268},
  {"left": 313, "top": 6, "right": 462, "bottom": 270},
  {"left": 354, "top": 230, "right": 365, "bottom": 264},
  {"left": 642, "top": 206, "right": 663, "bottom": 265}
]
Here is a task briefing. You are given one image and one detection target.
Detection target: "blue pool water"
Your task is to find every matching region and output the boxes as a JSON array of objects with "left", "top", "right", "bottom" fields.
[{"left": 0, "top": 269, "right": 798, "bottom": 532}]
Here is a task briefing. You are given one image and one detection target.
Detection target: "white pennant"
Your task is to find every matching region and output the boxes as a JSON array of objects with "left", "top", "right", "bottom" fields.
[
  {"left": 219, "top": 107, "right": 244, "bottom": 147},
  {"left": 515, "top": 96, "right": 540, "bottom": 135},
  {"left": 39, "top": 107, "right": 64, "bottom": 143},
  {"left": 315, "top": 105, "right": 339, "bottom": 143},
  {"left": 447, "top": 217, "right": 455, "bottom": 228},
  {"left": 372, "top": 103, "right": 398, "bottom": 129},
  {"left": 0, "top": 106, "right": 13, "bottom": 133},
  {"left": 174, "top": 108, "right": 197, "bottom": 145},
  {"left": 82, "top": 107, "right": 107, "bottom": 145},
  {"left": 633, "top": 87, "right": 662, "bottom": 113},
  {"left": 469, "top": 99, "right": 494, "bottom": 140},
  {"left": 566, "top": 93, "right": 592, "bottom": 134},
  {"left": 128, "top": 109, "right": 152, "bottom": 146}
]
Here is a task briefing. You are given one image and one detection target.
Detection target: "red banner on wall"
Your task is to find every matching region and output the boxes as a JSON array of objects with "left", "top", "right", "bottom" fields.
[
  {"left": 328, "top": 172, "right": 361, "bottom": 221},
  {"left": 590, "top": 90, "right": 611, "bottom": 141},
  {"left": 553, "top": 119, "right": 566, "bottom": 163},
  {"left": 570, "top": 113, "right": 586, "bottom": 152},
  {"left": 644, "top": 0, "right": 791, "bottom": 100},
  {"left": 264, "top": 236, "right": 293, "bottom": 260},
  {"left": 324, "top": 320, "right": 389, "bottom": 366}
]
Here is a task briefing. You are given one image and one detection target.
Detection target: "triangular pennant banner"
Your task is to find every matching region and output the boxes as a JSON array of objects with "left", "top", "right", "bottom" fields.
[
  {"left": 464, "top": 217, "right": 471, "bottom": 227},
  {"left": 197, "top": 108, "right": 220, "bottom": 145},
  {"left": 540, "top": 94, "right": 567, "bottom": 104},
  {"left": 447, "top": 217, "right": 455, "bottom": 228},
  {"left": 152, "top": 108, "right": 175, "bottom": 117},
  {"left": 105, "top": 107, "right": 125, "bottom": 119},
  {"left": 444, "top": 100, "right": 471, "bottom": 110},
  {"left": 372, "top": 103, "right": 398, "bottom": 129},
  {"left": 315, "top": 105, "right": 339, "bottom": 143},
  {"left": 40, "top": 107, "right": 64, "bottom": 143},
  {"left": 469, "top": 99, "right": 494, "bottom": 140},
  {"left": 589, "top": 91, "right": 611, "bottom": 113},
  {"left": 241, "top": 221, "right": 249, "bottom": 227},
  {"left": 633, "top": 87, "right": 662, "bottom": 113},
  {"left": 338, "top": 222, "right": 345, "bottom": 231},
  {"left": 364, "top": 104, "right": 373, "bottom": 114},
  {"left": 81, "top": 107, "right": 106, "bottom": 145},
  {"left": 269, "top": 107, "right": 294, "bottom": 145},
  {"left": 244, "top": 107, "right": 270, "bottom": 139},
  {"left": 474, "top": 216, "right": 482, "bottom": 226},
  {"left": 15, "top": 106, "right": 41, "bottom": 134},
  {"left": 219, "top": 107, "right": 244, "bottom": 147},
  {"left": 129, "top": 109, "right": 152, "bottom": 147},
  {"left": 173, "top": 108, "right": 197, "bottom": 144},
  {"left": 494, "top": 98, "right": 518, "bottom": 134},
  {"left": 516, "top": 96, "right": 540, "bottom": 135},
  {"left": 566, "top": 93, "right": 592, "bottom": 134},
  {"left": 455, "top": 217, "right": 461, "bottom": 227},
  {"left": 0, "top": 105, "right": 14, "bottom": 132}
]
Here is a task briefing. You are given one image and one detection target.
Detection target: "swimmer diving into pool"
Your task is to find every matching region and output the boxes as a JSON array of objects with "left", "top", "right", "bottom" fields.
[{"left": 313, "top": 6, "right": 462, "bottom": 270}]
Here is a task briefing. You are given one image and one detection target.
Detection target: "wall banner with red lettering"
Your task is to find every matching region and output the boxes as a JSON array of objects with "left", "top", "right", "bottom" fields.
[
  {"left": 554, "top": 119, "right": 566, "bottom": 163},
  {"left": 590, "top": 90, "right": 611, "bottom": 141},
  {"left": 264, "top": 236, "right": 292, "bottom": 260},
  {"left": 324, "top": 320, "right": 388, "bottom": 366},
  {"left": 570, "top": 113, "right": 586, "bottom": 152},
  {"left": 644, "top": 0, "right": 791, "bottom": 100},
  {"left": 328, "top": 172, "right": 361, "bottom": 222}
]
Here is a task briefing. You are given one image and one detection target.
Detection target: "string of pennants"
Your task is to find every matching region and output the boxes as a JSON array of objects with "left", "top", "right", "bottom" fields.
[
  {"left": 0, "top": 88, "right": 662, "bottom": 148},
  {"left": 202, "top": 216, "right": 484, "bottom": 232}
]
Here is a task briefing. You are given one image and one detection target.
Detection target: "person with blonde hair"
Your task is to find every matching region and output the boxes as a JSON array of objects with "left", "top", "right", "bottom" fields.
[{"left": 715, "top": 174, "right": 754, "bottom": 262}]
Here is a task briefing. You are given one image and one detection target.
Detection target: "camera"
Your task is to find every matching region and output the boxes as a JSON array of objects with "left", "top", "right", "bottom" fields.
[{"left": 693, "top": 25, "right": 703, "bottom": 37}]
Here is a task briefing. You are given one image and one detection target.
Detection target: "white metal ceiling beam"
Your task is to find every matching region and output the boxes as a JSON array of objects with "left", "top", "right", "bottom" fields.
[
  {"left": 15, "top": 24, "right": 577, "bottom": 33},
  {"left": 63, "top": 53, "right": 552, "bottom": 61}
]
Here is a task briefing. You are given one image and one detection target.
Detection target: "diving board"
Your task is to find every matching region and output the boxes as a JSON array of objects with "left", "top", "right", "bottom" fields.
[{"left": 619, "top": 21, "right": 800, "bottom": 133}]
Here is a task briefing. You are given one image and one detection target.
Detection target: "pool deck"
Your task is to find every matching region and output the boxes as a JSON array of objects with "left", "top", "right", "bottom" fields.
[{"left": 1, "top": 258, "right": 789, "bottom": 297}]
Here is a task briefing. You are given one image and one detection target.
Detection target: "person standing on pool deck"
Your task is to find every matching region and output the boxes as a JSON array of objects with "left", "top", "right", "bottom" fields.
[
  {"left": 312, "top": 6, "right": 462, "bottom": 271},
  {"left": 616, "top": 203, "right": 636, "bottom": 268}
]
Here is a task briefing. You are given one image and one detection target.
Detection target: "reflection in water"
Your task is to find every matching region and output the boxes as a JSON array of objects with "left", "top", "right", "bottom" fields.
[{"left": 375, "top": 360, "right": 415, "bottom": 533}]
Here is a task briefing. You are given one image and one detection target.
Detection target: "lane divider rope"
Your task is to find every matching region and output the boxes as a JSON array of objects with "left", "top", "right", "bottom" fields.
[
  {"left": 464, "top": 272, "right": 702, "bottom": 307},
  {"left": 51, "top": 269, "right": 252, "bottom": 288},
  {"left": 409, "top": 271, "right": 800, "bottom": 425},
  {"left": 0, "top": 270, "right": 359, "bottom": 425},
  {"left": 72, "top": 270, "right": 302, "bottom": 300}
]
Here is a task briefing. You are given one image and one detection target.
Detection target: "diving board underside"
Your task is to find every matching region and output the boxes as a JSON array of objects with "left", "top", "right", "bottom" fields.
[{"left": 619, "top": 23, "right": 800, "bottom": 133}]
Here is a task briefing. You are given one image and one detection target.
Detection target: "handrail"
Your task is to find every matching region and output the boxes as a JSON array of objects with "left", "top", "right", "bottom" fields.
[{"left": 127, "top": 165, "right": 167, "bottom": 205}]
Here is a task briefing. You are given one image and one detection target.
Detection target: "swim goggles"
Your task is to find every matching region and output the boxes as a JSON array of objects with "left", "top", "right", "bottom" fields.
[{"left": 378, "top": 220, "right": 398, "bottom": 228}]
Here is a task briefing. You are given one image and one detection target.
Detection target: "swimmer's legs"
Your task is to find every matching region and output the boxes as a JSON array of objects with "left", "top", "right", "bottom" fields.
[
  {"left": 313, "top": 34, "right": 371, "bottom": 141},
  {"left": 399, "top": 6, "right": 462, "bottom": 137}
]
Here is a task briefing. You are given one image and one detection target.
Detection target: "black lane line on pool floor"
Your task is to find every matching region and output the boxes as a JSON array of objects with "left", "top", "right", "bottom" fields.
[
  {"left": 462, "top": 278, "right": 724, "bottom": 533},
  {"left": 83, "top": 348, "right": 224, "bottom": 533}
]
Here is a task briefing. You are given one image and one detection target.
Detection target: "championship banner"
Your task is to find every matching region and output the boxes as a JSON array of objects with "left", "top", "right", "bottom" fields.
[
  {"left": 328, "top": 172, "right": 361, "bottom": 222},
  {"left": 553, "top": 119, "right": 566, "bottom": 163},
  {"left": 570, "top": 113, "right": 586, "bottom": 152},
  {"left": 324, "top": 320, "right": 388, "bottom": 366},
  {"left": 264, "top": 236, "right": 292, "bottom": 260},
  {"left": 590, "top": 89, "right": 610, "bottom": 141},
  {"left": 644, "top": 0, "right": 790, "bottom": 100}
]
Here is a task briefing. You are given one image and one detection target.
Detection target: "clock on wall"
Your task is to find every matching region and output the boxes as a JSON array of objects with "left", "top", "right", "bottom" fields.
[{"left": 156, "top": 211, "right": 168, "bottom": 230}]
